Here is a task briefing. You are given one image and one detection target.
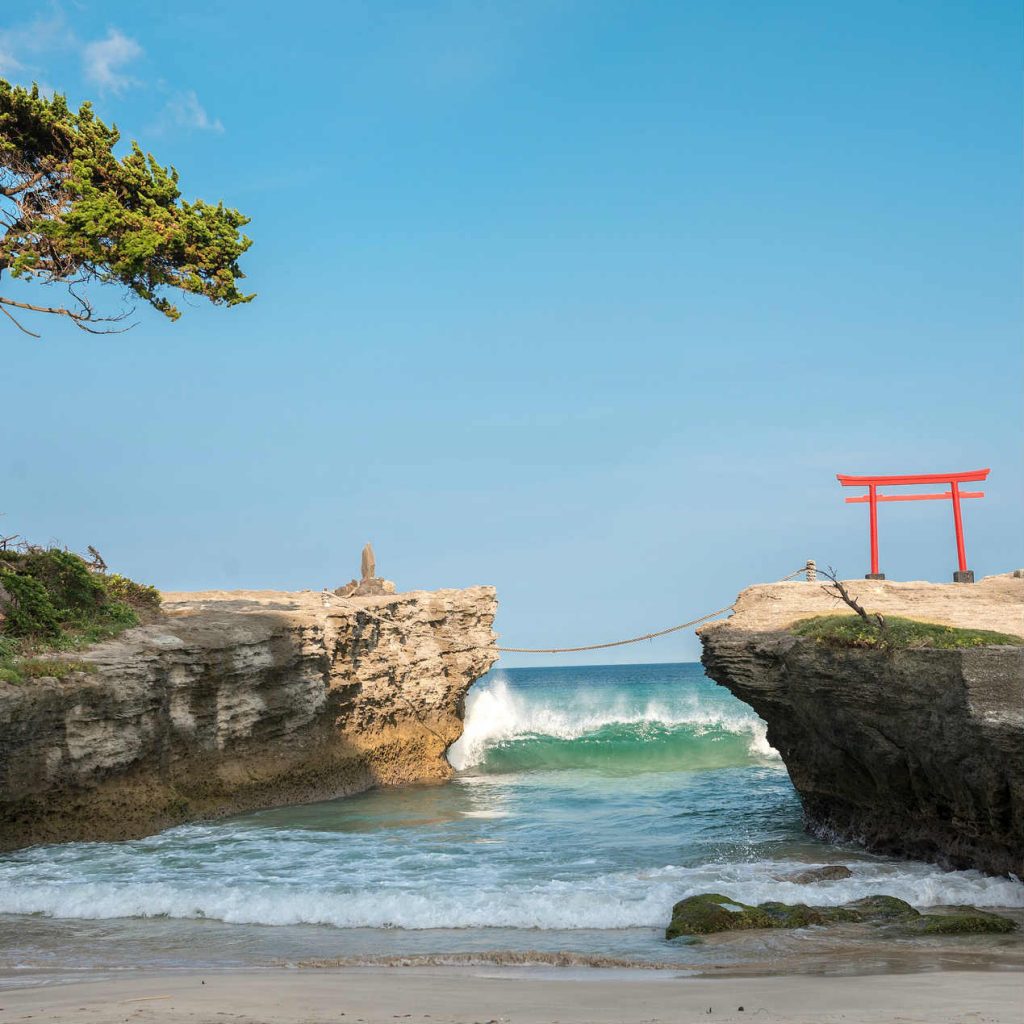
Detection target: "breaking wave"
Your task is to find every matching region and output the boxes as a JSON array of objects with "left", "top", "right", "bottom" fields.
[{"left": 447, "top": 676, "right": 778, "bottom": 773}]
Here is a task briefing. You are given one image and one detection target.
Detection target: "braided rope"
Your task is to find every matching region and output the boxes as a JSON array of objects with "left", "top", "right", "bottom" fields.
[
  {"left": 493, "top": 566, "right": 812, "bottom": 654},
  {"left": 494, "top": 605, "right": 736, "bottom": 653}
]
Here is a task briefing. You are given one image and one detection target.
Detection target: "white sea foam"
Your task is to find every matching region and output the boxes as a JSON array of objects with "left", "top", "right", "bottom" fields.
[
  {"left": 0, "top": 858, "right": 1020, "bottom": 930},
  {"left": 447, "top": 675, "right": 778, "bottom": 770}
]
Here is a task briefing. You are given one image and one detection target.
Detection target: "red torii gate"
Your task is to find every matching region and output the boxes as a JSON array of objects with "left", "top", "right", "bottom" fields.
[{"left": 836, "top": 469, "right": 990, "bottom": 583}]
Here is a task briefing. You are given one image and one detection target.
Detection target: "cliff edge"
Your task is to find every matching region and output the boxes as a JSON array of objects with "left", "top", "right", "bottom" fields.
[
  {"left": 699, "top": 574, "right": 1024, "bottom": 877},
  {"left": 0, "top": 585, "right": 497, "bottom": 850}
]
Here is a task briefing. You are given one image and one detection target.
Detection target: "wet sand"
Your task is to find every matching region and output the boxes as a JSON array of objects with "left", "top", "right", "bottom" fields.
[{"left": 1, "top": 967, "right": 1022, "bottom": 1024}]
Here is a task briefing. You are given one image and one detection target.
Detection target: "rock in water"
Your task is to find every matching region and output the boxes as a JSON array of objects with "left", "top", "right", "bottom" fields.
[
  {"left": 665, "top": 894, "right": 860, "bottom": 938},
  {"left": 843, "top": 895, "right": 919, "bottom": 921},
  {"left": 665, "top": 895, "right": 775, "bottom": 938},
  {"left": 665, "top": 892, "right": 1017, "bottom": 939},
  {"left": 907, "top": 909, "right": 1018, "bottom": 934},
  {"left": 775, "top": 865, "right": 853, "bottom": 884}
]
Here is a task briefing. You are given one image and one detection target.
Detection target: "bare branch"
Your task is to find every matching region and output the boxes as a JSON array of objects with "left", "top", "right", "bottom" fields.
[
  {"left": 0, "top": 301, "right": 41, "bottom": 337},
  {"left": 0, "top": 294, "right": 135, "bottom": 335},
  {"left": 86, "top": 546, "right": 108, "bottom": 573},
  {"left": 818, "top": 565, "right": 888, "bottom": 646}
]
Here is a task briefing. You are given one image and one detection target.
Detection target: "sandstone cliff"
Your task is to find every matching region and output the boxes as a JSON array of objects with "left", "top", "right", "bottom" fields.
[
  {"left": 0, "top": 586, "right": 497, "bottom": 850},
  {"left": 699, "top": 575, "right": 1024, "bottom": 877}
]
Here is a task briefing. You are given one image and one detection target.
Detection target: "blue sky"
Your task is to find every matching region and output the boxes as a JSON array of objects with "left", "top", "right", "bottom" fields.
[{"left": 2, "top": 1, "right": 1021, "bottom": 664}]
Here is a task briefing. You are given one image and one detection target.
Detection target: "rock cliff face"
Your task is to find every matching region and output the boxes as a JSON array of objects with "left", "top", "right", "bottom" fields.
[
  {"left": 0, "top": 586, "right": 497, "bottom": 850},
  {"left": 699, "top": 575, "right": 1024, "bottom": 877}
]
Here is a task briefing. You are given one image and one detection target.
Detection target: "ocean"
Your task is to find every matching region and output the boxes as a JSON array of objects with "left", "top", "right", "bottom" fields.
[{"left": 1, "top": 663, "right": 1022, "bottom": 978}]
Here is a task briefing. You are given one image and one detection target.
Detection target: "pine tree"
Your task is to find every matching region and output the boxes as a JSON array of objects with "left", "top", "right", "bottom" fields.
[{"left": 0, "top": 80, "right": 253, "bottom": 337}]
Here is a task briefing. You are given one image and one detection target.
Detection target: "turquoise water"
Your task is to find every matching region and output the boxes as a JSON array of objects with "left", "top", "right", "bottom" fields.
[{"left": 1, "top": 664, "right": 1022, "bottom": 974}]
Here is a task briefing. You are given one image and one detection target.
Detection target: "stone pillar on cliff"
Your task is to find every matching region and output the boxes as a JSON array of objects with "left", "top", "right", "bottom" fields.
[{"left": 334, "top": 543, "right": 396, "bottom": 598}]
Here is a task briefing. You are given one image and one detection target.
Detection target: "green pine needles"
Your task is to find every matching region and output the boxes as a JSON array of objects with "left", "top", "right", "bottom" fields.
[{"left": 0, "top": 79, "right": 253, "bottom": 337}]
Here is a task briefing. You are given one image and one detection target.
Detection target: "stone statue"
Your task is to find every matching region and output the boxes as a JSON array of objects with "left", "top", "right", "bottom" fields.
[{"left": 334, "top": 543, "right": 395, "bottom": 598}]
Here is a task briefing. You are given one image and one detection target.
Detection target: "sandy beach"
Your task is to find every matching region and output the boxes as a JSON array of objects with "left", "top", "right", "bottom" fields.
[{"left": 2, "top": 967, "right": 1022, "bottom": 1024}]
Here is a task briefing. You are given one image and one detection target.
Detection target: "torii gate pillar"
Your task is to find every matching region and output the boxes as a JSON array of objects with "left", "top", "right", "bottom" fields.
[{"left": 836, "top": 469, "right": 989, "bottom": 583}]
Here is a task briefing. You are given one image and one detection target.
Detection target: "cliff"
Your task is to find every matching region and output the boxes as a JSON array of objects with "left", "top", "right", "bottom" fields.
[
  {"left": 699, "top": 574, "right": 1024, "bottom": 877},
  {"left": 0, "top": 585, "right": 497, "bottom": 850}
]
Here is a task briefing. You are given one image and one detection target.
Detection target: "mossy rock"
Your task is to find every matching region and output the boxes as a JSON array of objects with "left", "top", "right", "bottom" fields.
[
  {"left": 666, "top": 894, "right": 775, "bottom": 939},
  {"left": 845, "top": 895, "right": 919, "bottom": 921},
  {"left": 665, "top": 892, "right": 1017, "bottom": 940},
  {"left": 776, "top": 864, "right": 853, "bottom": 884},
  {"left": 759, "top": 901, "right": 861, "bottom": 928},
  {"left": 757, "top": 901, "right": 824, "bottom": 928},
  {"left": 908, "top": 908, "right": 1018, "bottom": 935},
  {"left": 667, "top": 892, "right": 920, "bottom": 939}
]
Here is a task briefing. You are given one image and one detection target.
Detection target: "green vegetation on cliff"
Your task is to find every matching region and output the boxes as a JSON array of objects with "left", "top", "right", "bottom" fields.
[
  {"left": 0, "top": 547, "right": 160, "bottom": 683},
  {"left": 792, "top": 614, "right": 1022, "bottom": 650}
]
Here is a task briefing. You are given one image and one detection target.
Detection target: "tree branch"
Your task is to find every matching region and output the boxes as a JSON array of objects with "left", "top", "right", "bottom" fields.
[
  {"left": 0, "top": 301, "right": 40, "bottom": 337},
  {"left": 818, "top": 565, "right": 888, "bottom": 646},
  {"left": 0, "top": 294, "right": 133, "bottom": 334},
  {"left": 0, "top": 171, "right": 45, "bottom": 197}
]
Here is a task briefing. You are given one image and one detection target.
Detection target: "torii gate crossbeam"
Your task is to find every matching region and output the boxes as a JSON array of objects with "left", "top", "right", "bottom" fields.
[{"left": 836, "top": 469, "right": 990, "bottom": 583}]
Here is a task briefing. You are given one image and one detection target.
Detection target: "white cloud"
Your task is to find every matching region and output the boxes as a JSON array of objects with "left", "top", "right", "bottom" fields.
[
  {"left": 82, "top": 28, "right": 142, "bottom": 94},
  {"left": 0, "top": 47, "right": 24, "bottom": 76},
  {"left": 0, "top": 11, "right": 75, "bottom": 82},
  {"left": 163, "top": 90, "right": 224, "bottom": 133},
  {"left": 3, "top": 14, "right": 224, "bottom": 137}
]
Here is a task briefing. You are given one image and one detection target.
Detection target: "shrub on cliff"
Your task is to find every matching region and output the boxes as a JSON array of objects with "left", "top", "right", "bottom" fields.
[
  {"left": 0, "top": 570, "right": 62, "bottom": 639},
  {"left": 104, "top": 573, "right": 162, "bottom": 618},
  {"left": 5, "top": 549, "right": 106, "bottom": 623},
  {"left": 0, "top": 545, "right": 160, "bottom": 683}
]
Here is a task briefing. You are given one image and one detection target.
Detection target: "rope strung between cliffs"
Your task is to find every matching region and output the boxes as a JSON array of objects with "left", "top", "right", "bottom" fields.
[
  {"left": 493, "top": 565, "right": 813, "bottom": 654},
  {"left": 324, "top": 564, "right": 814, "bottom": 656},
  {"left": 494, "top": 605, "right": 737, "bottom": 654}
]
